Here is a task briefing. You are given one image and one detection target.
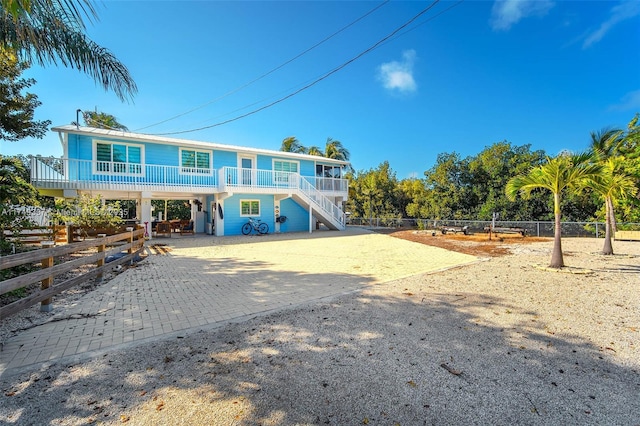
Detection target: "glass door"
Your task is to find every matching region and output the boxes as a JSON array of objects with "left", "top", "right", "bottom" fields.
[{"left": 240, "top": 156, "right": 254, "bottom": 186}]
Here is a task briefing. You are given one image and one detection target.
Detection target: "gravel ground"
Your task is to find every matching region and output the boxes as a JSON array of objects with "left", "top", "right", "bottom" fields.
[{"left": 0, "top": 237, "right": 638, "bottom": 425}]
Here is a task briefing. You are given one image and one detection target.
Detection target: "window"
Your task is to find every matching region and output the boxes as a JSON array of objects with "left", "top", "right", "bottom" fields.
[
  {"left": 94, "top": 141, "right": 143, "bottom": 175},
  {"left": 180, "top": 148, "right": 211, "bottom": 174},
  {"left": 316, "top": 164, "right": 341, "bottom": 179},
  {"left": 273, "top": 160, "right": 298, "bottom": 184},
  {"left": 240, "top": 200, "right": 260, "bottom": 216}
]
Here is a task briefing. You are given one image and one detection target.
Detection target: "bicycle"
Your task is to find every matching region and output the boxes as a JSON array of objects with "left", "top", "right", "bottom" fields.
[{"left": 241, "top": 217, "right": 269, "bottom": 235}]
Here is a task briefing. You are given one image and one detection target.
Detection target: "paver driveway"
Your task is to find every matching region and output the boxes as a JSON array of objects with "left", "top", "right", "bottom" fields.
[{"left": 0, "top": 227, "right": 477, "bottom": 376}]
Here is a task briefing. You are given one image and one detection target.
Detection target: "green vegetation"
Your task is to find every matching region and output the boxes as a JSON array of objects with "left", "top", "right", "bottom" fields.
[
  {"left": 51, "top": 194, "right": 124, "bottom": 237},
  {"left": 1, "top": 0, "right": 137, "bottom": 101}
]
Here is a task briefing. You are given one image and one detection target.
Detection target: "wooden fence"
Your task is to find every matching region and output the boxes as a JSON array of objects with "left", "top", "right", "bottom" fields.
[
  {"left": 0, "top": 228, "right": 145, "bottom": 320},
  {"left": 3, "top": 225, "right": 67, "bottom": 245}
]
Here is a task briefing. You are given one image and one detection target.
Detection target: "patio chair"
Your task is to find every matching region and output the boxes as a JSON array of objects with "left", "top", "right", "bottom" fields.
[
  {"left": 156, "top": 221, "right": 172, "bottom": 238},
  {"left": 180, "top": 220, "right": 194, "bottom": 236}
]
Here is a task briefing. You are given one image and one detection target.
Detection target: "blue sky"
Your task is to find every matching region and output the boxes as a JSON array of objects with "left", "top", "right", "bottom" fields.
[{"left": 1, "top": 0, "right": 639, "bottom": 179}]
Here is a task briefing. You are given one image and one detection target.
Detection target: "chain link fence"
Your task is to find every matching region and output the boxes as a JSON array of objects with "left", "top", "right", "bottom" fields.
[{"left": 347, "top": 218, "right": 640, "bottom": 238}]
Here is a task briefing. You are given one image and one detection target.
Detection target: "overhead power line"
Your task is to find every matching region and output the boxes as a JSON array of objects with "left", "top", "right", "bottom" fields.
[
  {"left": 134, "top": 0, "right": 390, "bottom": 132},
  {"left": 154, "top": 0, "right": 449, "bottom": 136}
]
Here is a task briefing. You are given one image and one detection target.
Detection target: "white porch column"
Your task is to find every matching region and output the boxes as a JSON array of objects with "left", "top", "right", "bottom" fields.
[
  {"left": 309, "top": 205, "right": 313, "bottom": 234},
  {"left": 140, "top": 192, "right": 152, "bottom": 239}
]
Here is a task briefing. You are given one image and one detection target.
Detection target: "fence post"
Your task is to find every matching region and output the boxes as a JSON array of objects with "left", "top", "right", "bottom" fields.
[
  {"left": 595, "top": 222, "right": 599, "bottom": 238},
  {"left": 537, "top": 222, "right": 540, "bottom": 237},
  {"left": 96, "top": 236, "right": 106, "bottom": 282},
  {"left": 40, "top": 253, "right": 54, "bottom": 312},
  {"left": 126, "top": 227, "right": 134, "bottom": 265}
]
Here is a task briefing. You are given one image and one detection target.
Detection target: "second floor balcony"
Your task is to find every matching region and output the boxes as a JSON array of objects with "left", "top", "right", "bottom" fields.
[{"left": 31, "top": 157, "right": 349, "bottom": 197}]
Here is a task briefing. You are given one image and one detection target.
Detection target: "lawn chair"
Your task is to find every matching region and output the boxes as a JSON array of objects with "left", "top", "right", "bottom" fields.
[
  {"left": 156, "top": 222, "right": 172, "bottom": 238},
  {"left": 180, "top": 220, "right": 194, "bottom": 236}
]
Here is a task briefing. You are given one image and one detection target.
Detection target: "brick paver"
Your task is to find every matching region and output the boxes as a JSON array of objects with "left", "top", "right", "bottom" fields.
[{"left": 0, "top": 227, "right": 477, "bottom": 376}]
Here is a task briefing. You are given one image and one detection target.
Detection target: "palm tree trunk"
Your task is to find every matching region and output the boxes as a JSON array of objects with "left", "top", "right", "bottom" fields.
[
  {"left": 550, "top": 193, "right": 564, "bottom": 268},
  {"left": 602, "top": 196, "right": 614, "bottom": 255},
  {"left": 607, "top": 197, "right": 617, "bottom": 234}
]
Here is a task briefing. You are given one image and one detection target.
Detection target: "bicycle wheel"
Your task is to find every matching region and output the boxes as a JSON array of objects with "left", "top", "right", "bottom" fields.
[
  {"left": 258, "top": 223, "right": 269, "bottom": 234},
  {"left": 241, "top": 223, "right": 252, "bottom": 235}
]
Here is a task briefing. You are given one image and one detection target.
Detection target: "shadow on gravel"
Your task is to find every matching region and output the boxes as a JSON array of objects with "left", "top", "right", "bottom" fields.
[{"left": 1, "top": 287, "right": 638, "bottom": 425}]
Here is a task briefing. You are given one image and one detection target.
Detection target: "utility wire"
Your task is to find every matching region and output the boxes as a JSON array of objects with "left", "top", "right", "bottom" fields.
[
  {"left": 166, "top": 0, "right": 465, "bottom": 133},
  {"left": 133, "top": 0, "right": 389, "bottom": 132},
  {"left": 154, "top": 0, "right": 445, "bottom": 136}
]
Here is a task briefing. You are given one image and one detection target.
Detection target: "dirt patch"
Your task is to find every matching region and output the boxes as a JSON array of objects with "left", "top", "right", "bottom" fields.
[{"left": 374, "top": 228, "right": 551, "bottom": 257}]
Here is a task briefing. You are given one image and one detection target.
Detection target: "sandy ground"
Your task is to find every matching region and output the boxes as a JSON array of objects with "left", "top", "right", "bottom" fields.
[{"left": 0, "top": 233, "right": 638, "bottom": 425}]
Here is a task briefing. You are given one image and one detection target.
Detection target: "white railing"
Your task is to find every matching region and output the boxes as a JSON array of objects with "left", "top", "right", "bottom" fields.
[
  {"left": 31, "top": 159, "right": 347, "bottom": 228},
  {"left": 298, "top": 175, "right": 345, "bottom": 228},
  {"left": 32, "top": 158, "right": 348, "bottom": 195},
  {"left": 32, "top": 157, "right": 218, "bottom": 190},
  {"left": 219, "top": 167, "right": 345, "bottom": 229}
]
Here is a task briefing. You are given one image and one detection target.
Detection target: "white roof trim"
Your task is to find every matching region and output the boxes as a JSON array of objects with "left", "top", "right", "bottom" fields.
[{"left": 52, "top": 125, "right": 350, "bottom": 166}]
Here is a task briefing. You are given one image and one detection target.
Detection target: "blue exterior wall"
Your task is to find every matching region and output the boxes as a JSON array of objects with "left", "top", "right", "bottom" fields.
[
  {"left": 278, "top": 198, "right": 309, "bottom": 233},
  {"left": 223, "top": 194, "right": 275, "bottom": 236},
  {"left": 60, "top": 132, "right": 346, "bottom": 236},
  {"left": 213, "top": 150, "right": 237, "bottom": 169},
  {"left": 68, "top": 134, "right": 321, "bottom": 180}
]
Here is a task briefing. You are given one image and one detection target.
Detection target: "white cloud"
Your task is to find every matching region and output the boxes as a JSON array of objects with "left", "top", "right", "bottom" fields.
[
  {"left": 609, "top": 89, "right": 640, "bottom": 111},
  {"left": 490, "top": 0, "right": 554, "bottom": 31},
  {"left": 582, "top": 1, "right": 640, "bottom": 48},
  {"left": 377, "top": 50, "right": 417, "bottom": 94}
]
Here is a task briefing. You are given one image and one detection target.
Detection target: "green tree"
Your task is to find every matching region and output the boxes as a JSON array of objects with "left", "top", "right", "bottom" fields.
[
  {"left": 468, "top": 142, "right": 549, "bottom": 220},
  {"left": 615, "top": 114, "right": 640, "bottom": 223},
  {"left": 307, "top": 146, "right": 324, "bottom": 156},
  {"left": 1, "top": 0, "right": 137, "bottom": 101},
  {"left": 506, "top": 153, "right": 602, "bottom": 268},
  {"left": 586, "top": 157, "right": 637, "bottom": 255},
  {"left": 324, "top": 137, "right": 350, "bottom": 161},
  {"left": 78, "top": 110, "right": 128, "bottom": 130},
  {"left": 0, "top": 48, "right": 50, "bottom": 141},
  {"left": 589, "top": 127, "right": 623, "bottom": 231},
  {"left": 0, "top": 155, "right": 40, "bottom": 255},
  {"left": 51, "top": 194, "right": 123, "bottom": 238},
  {"left": 280, "top": 136, "right": 306, "bottom": 154},
  {"left": 347, "top": 161, "right": 401, "bottom": 221},
  {"left": 398, "top": 177, "right": 430, "bottom": 218}
]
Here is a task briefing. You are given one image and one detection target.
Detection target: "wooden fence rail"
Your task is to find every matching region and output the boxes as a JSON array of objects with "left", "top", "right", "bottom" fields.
[
  {"left": 2, "top": 225, "right": 67, "bottom": 245},
  {"left": 0, "top": 228, "right": 145, "bottom": 320}
]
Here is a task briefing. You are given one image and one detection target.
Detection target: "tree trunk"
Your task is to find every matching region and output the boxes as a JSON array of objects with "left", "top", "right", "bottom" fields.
[
  {"left": 607, "top": 197, "right": 617, "bottom": 234},
  {"left": 602, "top": 196, "right": 614, "bottom": 255},
  {"left": 550, "top": 193, "right": 564, "bottom": 268}
]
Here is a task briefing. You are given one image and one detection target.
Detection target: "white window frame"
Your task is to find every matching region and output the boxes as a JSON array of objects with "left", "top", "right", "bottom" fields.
[
  {"left": 179, "top": 147, "right": 212, "bottom": 175},
  {"left": 92, "top": 139, "right": 145, "bottom": 176},
  {"left": 240, "top": 199, "right": 260, "bottom": 217},
  {"left": 273, "top": 159, "right": 299, "bottom": 184}
]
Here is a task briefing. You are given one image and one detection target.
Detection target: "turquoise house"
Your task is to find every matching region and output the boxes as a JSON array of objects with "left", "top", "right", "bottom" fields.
[{"left": 31, "top": 126, "right": 350, "bottom": 236}]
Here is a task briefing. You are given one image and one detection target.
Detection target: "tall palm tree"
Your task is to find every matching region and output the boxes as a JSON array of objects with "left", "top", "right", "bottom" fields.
[
  {"left": 589, "top": 127, "right": 623, "bottom": 234},
  {"left": 280, "top": 136, "right": 306, "bottom": 154},
  {"left": 324, "top": 137, "right": 350, "bottom": 161},
  {"left": 586, "top": 157, "right": 637, "bottom": 255},
  {"left": 506, "top": 152, "right": 602, "bottom": 268},
  {"left": 1, "top": 0, "right": 137, "bottom": 101}
]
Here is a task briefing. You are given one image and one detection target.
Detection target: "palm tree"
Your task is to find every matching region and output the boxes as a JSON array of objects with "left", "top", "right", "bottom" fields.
[
  {"left": 1, "top": 0, "right": 137, "bottom": 101},
  {"left": 324, "top": 137, "right": 350, "bottom": 161},
  {"left": 586, "top": 157, "right": 637, "bottom": 255},
  {"left": 506, "top": 152, "right": 602, "bottom": 268},
  {"left": 280, "top": 136, "right": 306, "bottom": 154},
  {"left": 589, "top": 127, "right": 623, "bottom": 234},
  {"left": 81, "top": 110, "right": 128, "bottom": 131},
  {"left": 307, "top": 146, "right": 324, "bottom": 157}
]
